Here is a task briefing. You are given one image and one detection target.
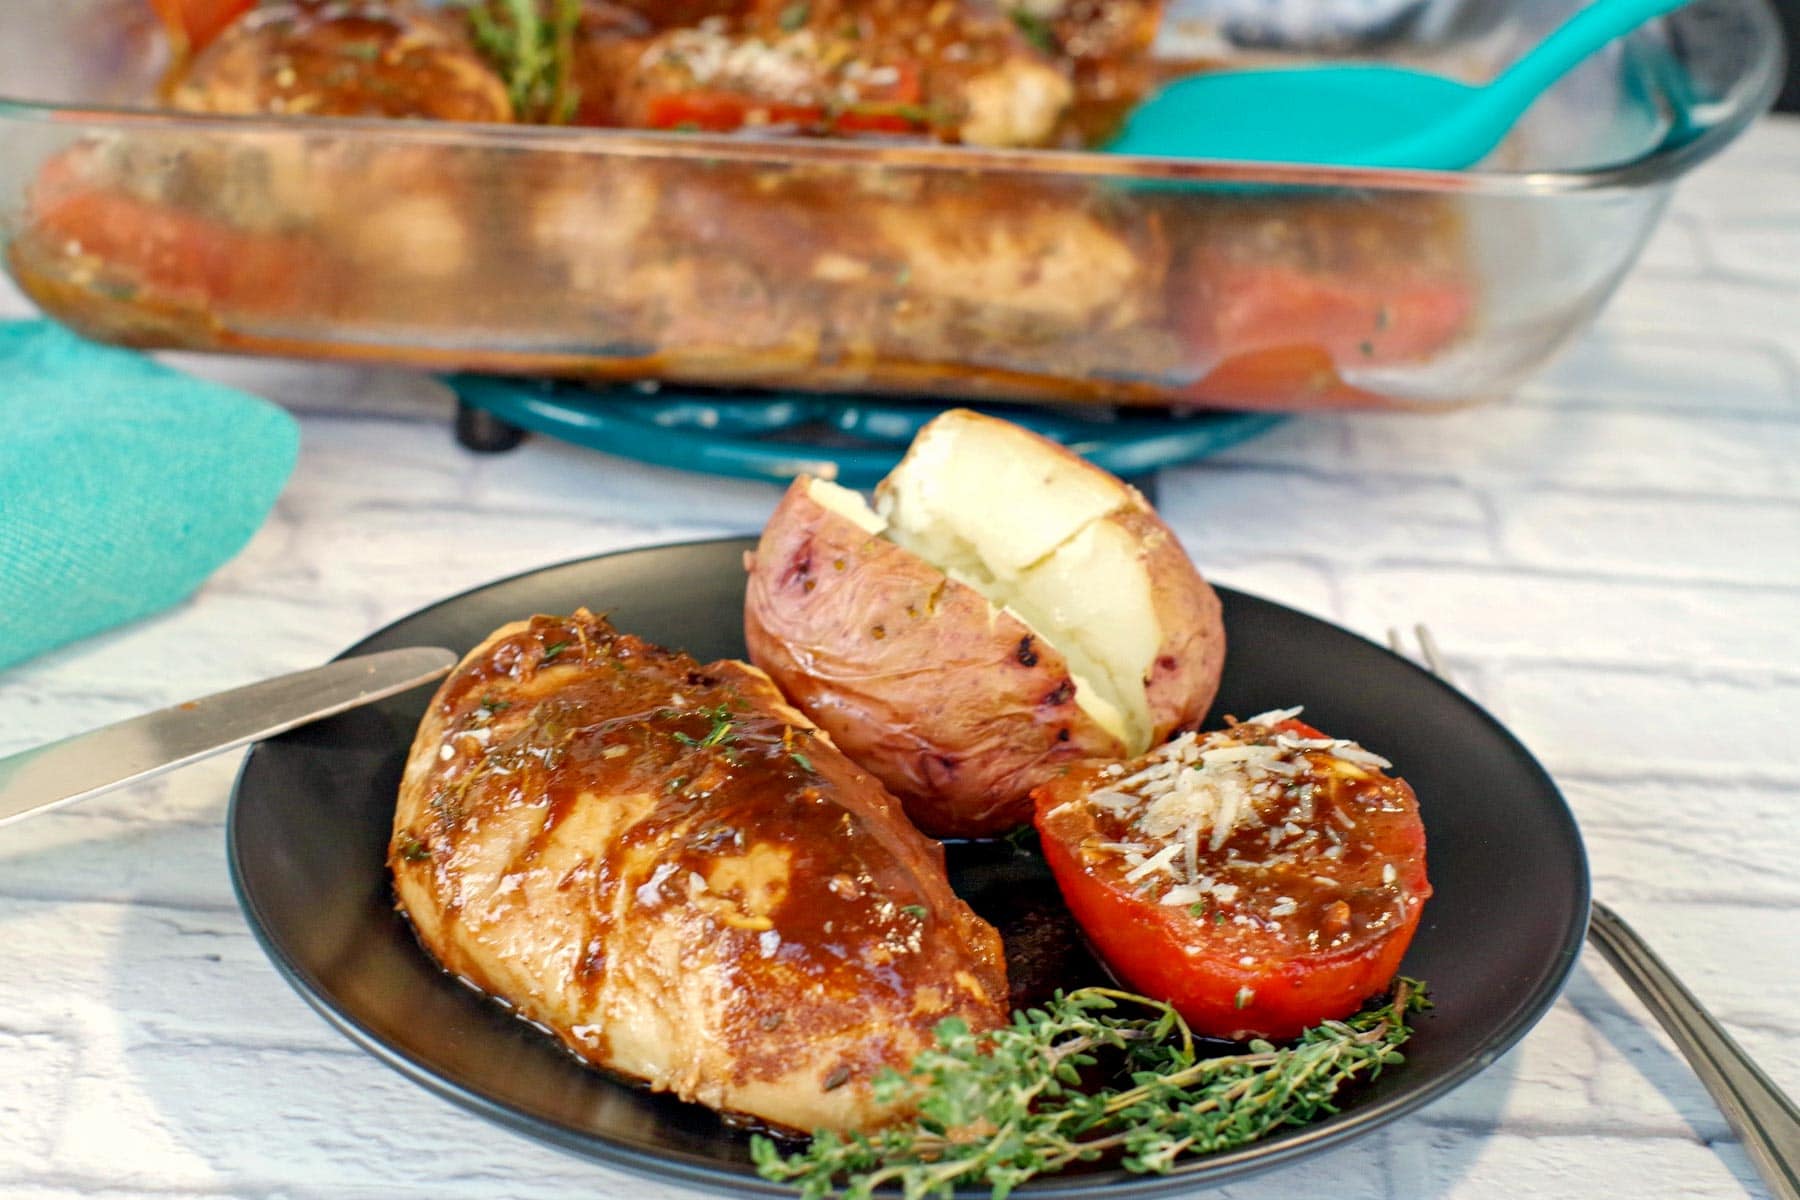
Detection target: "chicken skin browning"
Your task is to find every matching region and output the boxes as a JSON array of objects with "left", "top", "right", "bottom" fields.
[
  {"left": 171, "top": 0, "right": 514, "bottom": 122},
  {"left": 390, "top": 610, "right": 1008, "bottom": 1133}
]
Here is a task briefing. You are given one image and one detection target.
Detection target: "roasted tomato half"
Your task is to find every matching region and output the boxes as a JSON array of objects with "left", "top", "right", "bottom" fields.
[
  {"left": 1032, "top": 710, "right": 1430, "bottom": 1041},
  {"left": 150, "top": 0, "right": 256, "bottom": 55}
]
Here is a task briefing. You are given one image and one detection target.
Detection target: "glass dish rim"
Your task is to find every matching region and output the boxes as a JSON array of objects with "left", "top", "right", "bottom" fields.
[{"left": 0, "top": 0, "right": 1782, "bottom": 200}]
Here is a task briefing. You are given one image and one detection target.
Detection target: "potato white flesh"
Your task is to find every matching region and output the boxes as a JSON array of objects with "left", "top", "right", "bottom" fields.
[
  {"left": 808, "top": 473, "right": 1137, "bottom": 747},
  {"left": 865, "top": 413, "right": 1167, "bottom": 754},
  {"left": 808, "top": 477, "right": 888, "bottom": 535},
  {"left": 878, "top": 416, "right": 1125, "bottom": 577},
  {"left": 1004, "top": 518, "right": 1163, "bottom": 750},
  {"left": 748, "top": 410, "right": 1223, "bottom": 837}
]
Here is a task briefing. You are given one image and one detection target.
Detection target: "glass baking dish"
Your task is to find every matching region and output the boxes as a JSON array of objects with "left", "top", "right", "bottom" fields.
[{"left": 0, "top": 0, "right": 1782, "bottom": 410}]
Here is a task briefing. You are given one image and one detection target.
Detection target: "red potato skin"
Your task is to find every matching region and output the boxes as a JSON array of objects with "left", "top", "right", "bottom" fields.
[
  {"left": 745, "top": 406, "right": 1227, "bottom": 840},
  {"left": 1032, "top": 721, "right": 1430, "bottom": 1040},
  {"left": 745, "top": 411, "right": 1225, "bottom": 838},
  {"left": 744, "top": 480, "right": 1125, "bottom": 838}
]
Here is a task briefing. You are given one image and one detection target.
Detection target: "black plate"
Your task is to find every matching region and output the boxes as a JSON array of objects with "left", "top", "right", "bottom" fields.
[{"left": 228, "top": 538, "right": 1590, "bottom": 1196}]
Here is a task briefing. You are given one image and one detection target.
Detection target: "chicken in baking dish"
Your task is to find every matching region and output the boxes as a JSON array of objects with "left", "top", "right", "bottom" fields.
[
  {"left": 159, "top": 0, "right": 1157, "bottom": 147},
  {"left": 10, "top": 0, "right": 1474, "bottom": 406},
  {"left": 170, "top": 0, "right": 515, "bottom": 120},
  {"left": 388, "top": 609, "right": 1008, "bottom": 1133}
]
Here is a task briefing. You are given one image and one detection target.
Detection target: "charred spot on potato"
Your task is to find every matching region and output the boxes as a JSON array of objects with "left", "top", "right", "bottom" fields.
[
  {"left": 1056, "top": 728, "right": 1070, "bottom": 742},
  {"left": 1043, "top": 679, "right": 1075, "bottom": 707},
  {"left": 781, "top": 542, "right": 814, "bottom": 588},
  {"left": 924, "top": 578, "right": 948, "bottom": 616},
  {"left": 822, "top": 1065, "right": 852, "bottom": 1091},
  {"left": 1016, "top": 635, "right": 1039, "bottom": 667}
]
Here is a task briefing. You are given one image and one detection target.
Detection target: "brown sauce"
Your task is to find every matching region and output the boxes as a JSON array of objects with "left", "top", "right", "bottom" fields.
[{"left": 393, "top": 611, "right": 1007, "bottom": 1090}]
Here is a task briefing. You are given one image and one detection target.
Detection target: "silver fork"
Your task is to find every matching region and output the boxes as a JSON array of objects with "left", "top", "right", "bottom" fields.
[{"left": 1388, "top": 624, "right": 1800, "bottom": 1200}]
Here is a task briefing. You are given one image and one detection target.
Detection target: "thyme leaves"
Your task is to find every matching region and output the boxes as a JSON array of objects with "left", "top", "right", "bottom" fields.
[
  {"left": 753, "top": 979, "right": 1428, "bottom": 1198},
  {"left": 466, "top": 0, "right": 583, "bottom": 123}
]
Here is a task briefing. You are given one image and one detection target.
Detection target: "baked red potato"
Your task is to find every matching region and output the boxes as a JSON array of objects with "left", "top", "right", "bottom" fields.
[
  {"left": 1033, "top": 710, "right": 1430, "bottom": 1040},
  {"left": 744, "top": 409, "right": 1224, "bottom": 838}
]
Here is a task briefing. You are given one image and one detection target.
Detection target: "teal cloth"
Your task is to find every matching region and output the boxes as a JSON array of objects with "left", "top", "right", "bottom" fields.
[{"left": 0, "top": 321, "right": 299, "bottom": 670}]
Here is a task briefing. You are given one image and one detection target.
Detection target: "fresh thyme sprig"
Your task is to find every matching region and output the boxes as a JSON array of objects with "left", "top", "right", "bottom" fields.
[
  {"left": 752, "top": 979, "right": 1428, "bottom": 1199},
  {"left": 1008, "top": 8, "right": 1059, "bottom": 56},
  {"left": 673, "top": 704, "right": 737, "bottom": 749},
  {"left": 465, "top": 0, "right": 583, "bottom": 123}
]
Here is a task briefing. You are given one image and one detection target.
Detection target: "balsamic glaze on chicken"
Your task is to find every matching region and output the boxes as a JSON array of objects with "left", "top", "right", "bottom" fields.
[{"left": 390, "top": 609, "right": 1009, "bottom": 1133}]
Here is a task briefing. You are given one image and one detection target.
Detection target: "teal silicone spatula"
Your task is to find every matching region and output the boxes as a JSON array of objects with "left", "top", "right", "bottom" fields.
[{"left": 1108, "top": 0, "right": 1696, "bottom": 168}]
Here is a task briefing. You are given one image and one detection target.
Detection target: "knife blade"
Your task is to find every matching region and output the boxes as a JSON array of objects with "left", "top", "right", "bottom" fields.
[{"left": 0, "top": 645, "right": 457, "bottom": 829}]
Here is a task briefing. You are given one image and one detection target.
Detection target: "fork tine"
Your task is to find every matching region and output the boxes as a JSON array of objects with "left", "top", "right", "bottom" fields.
[
  {"left": 1414, "top": 624, "right": 1452, "bottom": 683},
  {"left": 1387, "top": 623, "right": 1458, "bottom": 687}
]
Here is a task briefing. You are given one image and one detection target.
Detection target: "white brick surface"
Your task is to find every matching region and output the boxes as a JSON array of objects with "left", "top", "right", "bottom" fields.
[
  {"left": 3, "top": 118, "right": 1800, "bottom": 1200},
  {"left": 1498, "top": 491, "right": 1800, "bottom": 585}
]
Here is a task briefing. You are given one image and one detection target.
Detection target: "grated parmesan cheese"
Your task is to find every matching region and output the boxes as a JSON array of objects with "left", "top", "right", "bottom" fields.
[
  {"left": 1075, "top": 707, "right": 1399, "bottom": 925},
  {"left": 645, "top": 27, "right": 827, "bottom": 106},
  {"left": 1122, "top": 842, "right": 1182, "bottom": 884}
]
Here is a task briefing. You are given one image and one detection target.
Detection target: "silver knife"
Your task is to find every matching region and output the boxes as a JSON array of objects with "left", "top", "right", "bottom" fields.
[{"left": 0, "top": 645, "right": 457, "bottom": 829}]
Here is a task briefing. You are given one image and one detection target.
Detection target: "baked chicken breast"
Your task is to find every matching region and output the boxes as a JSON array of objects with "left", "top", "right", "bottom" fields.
[
  {"left": 389, "top": 609, "right": 1008, "bottom": 1133},
  {"left": 170, "top": 0, "right": 513, "bottom": 121}
]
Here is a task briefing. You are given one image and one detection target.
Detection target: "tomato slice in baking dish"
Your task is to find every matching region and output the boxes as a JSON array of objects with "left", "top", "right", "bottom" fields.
[
  {"left": 1032, "top": 711, "right": 1431, "bottom": 1041},
  {"left": 149, "top": 0, "right": 256, "bottom": 54}
]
